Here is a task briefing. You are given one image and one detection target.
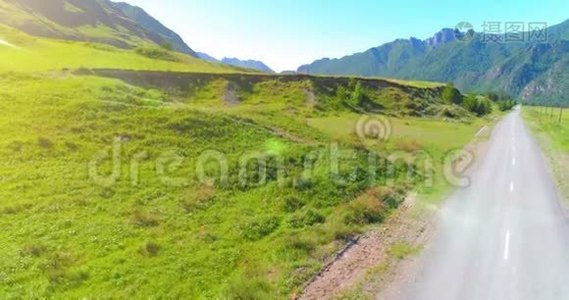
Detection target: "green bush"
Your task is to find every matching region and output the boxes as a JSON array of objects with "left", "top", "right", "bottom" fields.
[
  {"left": 487, "top": 91, "right": 512, "bottom": 102},
  {"left": 283, "top": 235, "right": 316, "bottom": 252},
  {"left": 442, "top": 82, "right": 463, "bottom": 105},
  {"left": 240, "top": 216, "right": 280, "bottom": 241},
  {"left": 281, "top": 195, "right": 305, "bottom": 212},
  {"left": 498, "top": 100, "right": 517, "bottom": 111},
  {"left": 342, "top": 195, "right": 386, "bottom": 225},
  {"left": 288, "top": 209, "right": 325, "bottom": 228},
  {"left": 462, "top": 94, "right": 493, "bottom": 116},
  {"left": 21, "top": 243, "right": 46, "bottom": 257},
  {"left": 38, "top": 137, "right": 54, "bottom": 149},
  {"left": 131, "top": 210, "right": 160, "bottom": 227},
  {"left": 134, "top": 45, "right": 178, "bottom": 61},
  {"left": 140, "top": 241, "right": 160, "bottom": 257}
]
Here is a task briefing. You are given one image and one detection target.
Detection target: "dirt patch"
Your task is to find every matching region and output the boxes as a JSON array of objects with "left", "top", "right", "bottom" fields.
[
  {"left": 297, "top": 194, "right": 429, "bottom": 300},
  {"left": 304, "top": 88, "right": 316, "bottom": 107},
  {"left": 223, "top": 81, "right": 240, "bottom": 106}
]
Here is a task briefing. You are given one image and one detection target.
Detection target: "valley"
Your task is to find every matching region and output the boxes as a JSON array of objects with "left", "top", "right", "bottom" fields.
[
  {"left": 0, "top": 26, "right": 499, "bottom": 299},
  {"left": 0, "top": 0, "right": 566, "bottom": 299}
]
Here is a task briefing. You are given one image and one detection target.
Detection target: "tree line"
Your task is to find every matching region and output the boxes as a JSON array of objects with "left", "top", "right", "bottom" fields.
[{"left": 442, "top": 83, "right": 517, "bottom": 116}]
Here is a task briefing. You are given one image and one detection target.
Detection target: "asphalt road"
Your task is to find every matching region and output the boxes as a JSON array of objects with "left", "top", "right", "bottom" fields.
[{"left": 402, "top": 109, "right": 569, "bottom": 300}]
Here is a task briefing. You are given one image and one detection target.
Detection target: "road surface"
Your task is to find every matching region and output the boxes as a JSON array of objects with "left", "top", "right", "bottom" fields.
[{"left": 400, "top": 109, "right": 569, "bottom": 300}]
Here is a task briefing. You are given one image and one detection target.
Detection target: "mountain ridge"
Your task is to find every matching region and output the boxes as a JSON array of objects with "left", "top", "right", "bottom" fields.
[
  {"left": 196, "top": 52, "right": 274, "bottom": 73},
  {"left": 0, "top": 0, "right": 197, "bottom": 56},
  {"left": 221, "top": 57, "right": 274, "bottom": 73},
  {"left": 112, "top": 1, "right": 197, "bottom": 56},
  {"left": 298, "top": 20, "right": 569, "bottom": 105}
]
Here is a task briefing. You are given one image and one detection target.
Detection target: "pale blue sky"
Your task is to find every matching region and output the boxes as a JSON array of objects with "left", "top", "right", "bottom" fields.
[{"left": 123, "top": 0, "right": 569, "bottom": 71}]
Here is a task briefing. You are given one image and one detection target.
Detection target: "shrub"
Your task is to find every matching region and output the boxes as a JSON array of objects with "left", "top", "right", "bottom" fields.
[
  {"left": 21, "top": 243, "right": 46, "bottom": 257},
  {"left": 240, "top": 216, "right": 280, "bottom": 241},
  {"left": 8, "top": 141, "right": 23, "bottom": 152},
  {"left": 302, "top": 209, "right": 326, "bottom": 226},
  {"left": 462, "top": 94, "right": 478, "bottom": 112},
  {"left": 134, "top": 45, "right": 177, "bottom": 61},
  {"left": 65, "top": 141, "right": 79, "bottom": 151},
  {"left": 294, "top": 177, "right": 314, "bottom": 191},
  {"left": 330, "top": 222, "right": 360, "bottom": 241},
  {"left": 283, "top": 235, "right": 316, "bottom": 252},
  {"left": 288, "top": 209, "right": 325, "bottom": 228},
  {"left": 487, "top": 91, "right": 512, "bottom": 102},
  {"left": 140, "top": 241, "right": 160, "bottom": 257},
  {"left": 2, "top": 203, "right": 32, "bottom": 215},
  {"left": 181, "top": 185, "right": 216, "bottom": 213},
  {"left": 46, "top": 251, "right": 78, "bottom": 283},
  {"left": 498, "top": 100, "right": 517, "bottom": 111},
  {"left": 383, "top": 190, "right": 404, "bottom": 209},
  {"left": 436, "top": 105, "right": 470, "bottom": 119},
  {"left": 342, "top": 194, "right": 386, "bottom": 225},
  {"left": 463, "top": 94, "right": 493, "bottom": 116},
  {"left": 38, "top": 137, "right": 54, "bottom": 149},
  {"left": 442, "top": 82, "right": 463, "bottom": 105},
  {"left": 282, "top": 195, "right": 305, "bottom": 212},
  {"left": 131, "top": 210, "right": 160, "bottom": 227}
]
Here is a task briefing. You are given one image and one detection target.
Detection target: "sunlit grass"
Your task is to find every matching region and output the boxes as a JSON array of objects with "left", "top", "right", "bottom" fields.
[
  {"left": 0, "top": 25, "right": 244, "bottom": 73},
  {"left": 0, "top": 24, "right": 496, "bottom": 298},
  {"left": 306, "top": 114, "right": 486, "bottom": 151}
]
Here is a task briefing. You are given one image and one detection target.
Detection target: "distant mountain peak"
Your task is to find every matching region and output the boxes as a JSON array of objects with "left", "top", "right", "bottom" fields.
[
  {"left": 221, "top": 57, "right": 274, "bottom": 73},
  {"left": 424, "top": 28, "right": 457, "bottom": 48},
  {"left": 195, "top": 52, "right": 274, "bottom": 73},
  {"left": 196, "top": 52, "right": 218, "bottom": 63}
]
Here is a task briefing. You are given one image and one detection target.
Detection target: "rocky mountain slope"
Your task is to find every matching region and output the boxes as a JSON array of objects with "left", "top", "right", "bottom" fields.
[{"left": 299, "top": 21, "right": 569, "bottom": 105}]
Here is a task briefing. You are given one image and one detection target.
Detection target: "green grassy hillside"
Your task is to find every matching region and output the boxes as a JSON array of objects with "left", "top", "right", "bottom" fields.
[
  {"left": 0, "top": 69, "right": 490, "bottom": 298},
  {"left": 0, "top": 25, "right": 244, "bottom": 73},
  {"left": 0, "top": 23, "right": 494, "bottom": 299}
]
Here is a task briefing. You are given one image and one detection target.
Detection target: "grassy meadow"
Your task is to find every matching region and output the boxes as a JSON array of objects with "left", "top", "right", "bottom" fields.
[{"left": 0, "top": 27, "right": 496, "bottom": 298}]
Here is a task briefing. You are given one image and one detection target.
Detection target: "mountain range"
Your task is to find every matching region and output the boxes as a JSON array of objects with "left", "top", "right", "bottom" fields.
[
  {"left": 196, "top": 52, "right": 274, "bottom": 73},
  {"left": 3, "top": 0, "right": 569, "bottom": 104},
  {"left": 299, "top": 22, "right": 569, "bottom": 105}
]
